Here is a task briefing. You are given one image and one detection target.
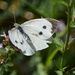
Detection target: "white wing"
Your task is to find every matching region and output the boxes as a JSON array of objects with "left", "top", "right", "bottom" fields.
[
  {"left": 20, "top": 19, "right": 54, "bottom": 51},
  {"left": 9, "top": 18, "right": 59, "bottom": 56},
  {"left": 27, "top": 33, "right": 49, "bottom": 51},
  {"left": 21, "top": 19, "right": 53, "bottom": 40},
  {"left": 9, "top": 28, "right": 35, "bottom": 56}
]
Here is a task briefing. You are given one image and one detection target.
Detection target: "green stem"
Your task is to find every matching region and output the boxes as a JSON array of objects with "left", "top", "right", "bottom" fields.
[{"left": 64, "top": 1, "right": 72, "bottom": 51}]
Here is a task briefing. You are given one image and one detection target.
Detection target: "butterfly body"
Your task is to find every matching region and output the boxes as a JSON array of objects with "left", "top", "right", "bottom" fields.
[{"left": 9, "top": 18, "right": 59, "bottom": 56}]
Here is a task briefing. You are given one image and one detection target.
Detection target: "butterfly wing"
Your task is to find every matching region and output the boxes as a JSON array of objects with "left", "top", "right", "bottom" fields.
[
  {"left": 26, "top": 33, "right": 49, "bottom": 51},
  {"left": 9, "top": 28, "right": 35, "bottom": 56},
  {"left": 21, "top": 19, "right": 52, "bottom": 40},
  {"left": 9, "top": 18, "right": 59, "bottom": 56},
  {"left": 20, "top": 19, "right": 59, "bottom": 50}
]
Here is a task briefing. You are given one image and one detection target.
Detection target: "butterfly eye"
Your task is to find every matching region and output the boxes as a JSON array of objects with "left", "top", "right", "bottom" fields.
[
  {"left": 15, "top": 40, "right": 18, "bottom": 43},
  {"left": 39, "top": 32, "right": 43, "bottom": 35},
  {"left": 43, "top": 26, "right": 46, "bottom": 29}
]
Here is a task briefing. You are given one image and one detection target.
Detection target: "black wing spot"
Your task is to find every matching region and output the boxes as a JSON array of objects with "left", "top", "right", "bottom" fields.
[
  {"left": 15, "top": 40, "right": 18, "bottom": 43},
  {"left": 39, "top": 32, "right": 43, "bottom": 35},
  {"left": 20, "top": 40, "right": 24, "bottom": 45},
  {"left": 43, "top": 25, "right": 46, "bottom": 29}
]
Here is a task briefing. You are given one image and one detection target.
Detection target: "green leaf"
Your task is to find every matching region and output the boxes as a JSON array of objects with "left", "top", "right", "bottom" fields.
[
  {"left": 0, "top": 67, "right": 5, "bottom": 75},
  {"left": 0, "top": 48, "right": 7, "bottom": 53},
  {"left": 56, "top": 70, "right": 63, "bottom": 75},
  {"left": 4, "top": 61, "right": 13, "bottom": 67},
  {"left": 68, "top": 38, "right": 75, "bottom": 45},
  {"left": 53, "top": 37, "right": 64, "bottom": 48},
  {"left": 59, "top": 1, "right": 68, "bottom": 7},
  {"left": 10, "top": 70, "right": 17, "bottom": 75},
  {"left": 57, "top": 27, "right": 67, "bottom": 37},
  {"left": 70, "top": 24, "right": 75, "bottom": 29},
  {"left": 45, "top": 48, "right": 59, "bottom": 69}
]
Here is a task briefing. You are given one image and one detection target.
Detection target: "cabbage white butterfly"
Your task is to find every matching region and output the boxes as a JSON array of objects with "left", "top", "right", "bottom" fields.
[{"left": 9, "top": 18, "right": 59, "bottom": 56}]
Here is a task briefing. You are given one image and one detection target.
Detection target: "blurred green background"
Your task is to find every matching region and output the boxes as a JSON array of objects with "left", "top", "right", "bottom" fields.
[{"left": 0, "top": 0, "right": 75, "bottom": 75}]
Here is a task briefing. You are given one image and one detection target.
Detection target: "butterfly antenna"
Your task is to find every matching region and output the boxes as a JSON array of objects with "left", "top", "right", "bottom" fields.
[{"left": 13, "top": 10, "right": 16, "bottom": 23}]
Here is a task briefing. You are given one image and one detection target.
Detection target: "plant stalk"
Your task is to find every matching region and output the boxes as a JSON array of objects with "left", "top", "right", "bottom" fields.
[{"left": 64, "top": 1, "right": 73, "bottom": 51}]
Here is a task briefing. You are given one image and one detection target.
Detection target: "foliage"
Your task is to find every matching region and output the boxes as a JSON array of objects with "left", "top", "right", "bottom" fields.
[{"left": 0, "top": 0, "right": 75, "bottom": 75}]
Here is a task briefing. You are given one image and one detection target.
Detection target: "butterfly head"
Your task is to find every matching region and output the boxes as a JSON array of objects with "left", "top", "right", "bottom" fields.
[{"left": 14, "top": 23, "right": 20, "bottom": 27}]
